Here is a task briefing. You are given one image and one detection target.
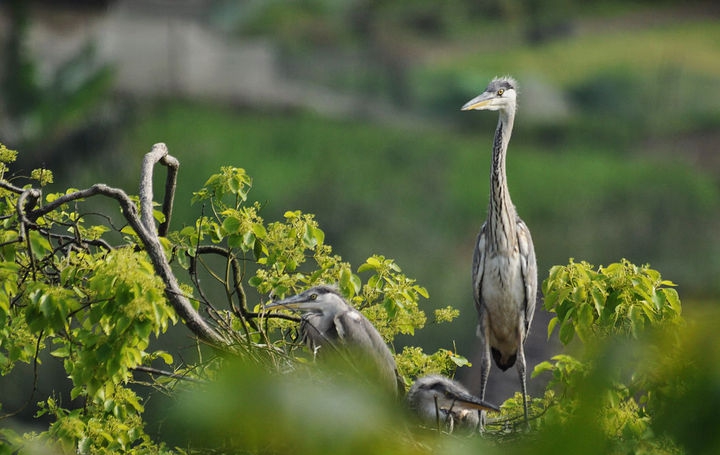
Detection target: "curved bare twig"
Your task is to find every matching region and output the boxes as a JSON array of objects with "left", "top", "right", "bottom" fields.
[
  {"left": 20, "top": 147, "right": 229, "bottom": 347},
  {"left": 139, "top": 143, "right": 178, "bottom": 237}
]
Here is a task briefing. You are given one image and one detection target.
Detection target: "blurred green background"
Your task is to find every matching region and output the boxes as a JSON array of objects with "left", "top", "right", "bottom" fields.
[{"left": 2, "top": 0, "right": 719, "bottom": 413}]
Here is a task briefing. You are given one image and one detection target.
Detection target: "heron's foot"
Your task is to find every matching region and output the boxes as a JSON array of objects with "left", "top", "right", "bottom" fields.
[
  {"left": 475, "top": 410, "right": 487, "bottom": 433},
  {"left": 522, "top": 416, "right": 531, "bottom": 432}
]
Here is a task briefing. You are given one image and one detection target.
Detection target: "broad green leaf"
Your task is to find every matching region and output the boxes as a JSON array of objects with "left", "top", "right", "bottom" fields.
[
  {"left": 156, "top": 351, "right": 174, "bottom": 365},
  {"left": 547, "top": 316, "right": 559, "bottom": 339},
  {"left": 29, "top": 231, "right": 52, "bottom": 258},
  {"left": 414, "top": 285, "right": 429, "bottom": 299},
  {"left": 532, "top": 360, "right": 555, "bottom": 378},
  {"left": 222, "top": 215, "right": 242, "bottom": 234},
  {"left": 251, "top": 223, "right": 267, "bottom": 239},
  {"left": 559, "top": 320, "right": 575, "bottom": 345},
  {"left": 448, "top": 353, "right": 471, "bottom": 368}
]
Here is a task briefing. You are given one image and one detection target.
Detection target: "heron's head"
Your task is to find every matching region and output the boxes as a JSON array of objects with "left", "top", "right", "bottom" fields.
[
  {"left": 263, "top": 285, "right": 349, "bottom": 315},
  {"left": 461, "top": 76, "right": 518, "bottom": 113},
  {"left": 407, "top": 375, "right": 499, "bottom": 413}
]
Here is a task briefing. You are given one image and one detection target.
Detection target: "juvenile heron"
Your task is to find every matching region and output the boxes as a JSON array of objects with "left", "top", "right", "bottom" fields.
[
  {"left": 406, "top": 375, "right": 499, "bottom": 433},
  {"left": 461, "top": 76, "right": 537, "bottom": 426},
  {"left": 264, "top": 285, "right": 404, "bottom": 394}
]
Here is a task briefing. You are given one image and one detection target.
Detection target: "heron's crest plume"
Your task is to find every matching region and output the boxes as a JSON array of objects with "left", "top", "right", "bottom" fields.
[{"left": 488, "top": 75, "right": 518, "bottom": 93}]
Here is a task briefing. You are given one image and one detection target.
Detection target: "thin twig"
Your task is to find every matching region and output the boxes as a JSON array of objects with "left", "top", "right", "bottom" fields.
[
  {"left": 0, "top": 331, "right": 44, "bottom": 421},
  {"left": 195, "top": 245, "right": 256, "bottom": 331},
  {"left": 158, "top": 154, "right": 178, "bottom": 237},
  {"left": 131, "top": 365, "right": 207, "bottom": 384}
]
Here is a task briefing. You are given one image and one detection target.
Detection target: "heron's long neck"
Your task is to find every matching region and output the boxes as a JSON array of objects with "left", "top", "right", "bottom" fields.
[{"left": 487, "top": 110, "right": 517, "bottom": 252}]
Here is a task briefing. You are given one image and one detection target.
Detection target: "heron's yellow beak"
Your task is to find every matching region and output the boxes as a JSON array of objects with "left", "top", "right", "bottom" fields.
[
  {"left": 460, "top": 399, "right": 499, "bottom": 412},
  {"left": 263, "top": 296, "right": 306, "bottom": 310},
  {"left": 264, "top": 301, "right": 300, "bottom": 310},
  {"left": 450, "top": 390, "right": 500, "bottom": 412},
  {"left": 461, "top": 95, "right": 492, "bottom": 111}
]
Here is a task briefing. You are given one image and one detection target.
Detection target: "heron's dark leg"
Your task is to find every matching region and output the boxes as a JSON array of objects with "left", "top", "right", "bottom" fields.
[
  {"left": 476, "top": 317, "right": 492, "bottom": 431},
  {"left": 516, "top": 344, "right": 530, "bottom": 429}
]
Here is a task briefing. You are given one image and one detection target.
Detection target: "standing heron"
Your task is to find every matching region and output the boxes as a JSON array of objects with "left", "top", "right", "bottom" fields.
[
  {"left": 264, "top": 285, "right": 404, "bottom": 394},
  {"left": 461, "top": 76, "right": 537, "bottom": 426},
  {"left": 406, "top": 375, "right": 499, "bottom": 433}
]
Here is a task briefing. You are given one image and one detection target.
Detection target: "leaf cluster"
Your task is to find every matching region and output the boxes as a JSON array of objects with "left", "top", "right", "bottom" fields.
[
  {"left": 0, "top": 144, "right": 461, "bottom": 453},
  {"left": 543, "top": 258, "right": 681, "bottom": 346},
  {"left": 528, "top": 259, "right": 686, "bottom": 454}
]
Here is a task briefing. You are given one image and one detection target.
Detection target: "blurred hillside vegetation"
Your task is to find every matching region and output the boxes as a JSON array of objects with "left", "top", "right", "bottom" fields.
[
  {"left": 124, "top": 1, "right": 720, "bottom": 311},
  {"left": 1, "top": 0, "right": 719, "bottom": 413}
]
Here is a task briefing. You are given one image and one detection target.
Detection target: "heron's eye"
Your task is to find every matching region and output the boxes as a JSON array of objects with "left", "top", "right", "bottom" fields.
[
  {"left": 497, "top": 89, "right": 504, "bottom": 96},
  {"left": 309, "top": 293, "right": 318, "bottom": 300}
]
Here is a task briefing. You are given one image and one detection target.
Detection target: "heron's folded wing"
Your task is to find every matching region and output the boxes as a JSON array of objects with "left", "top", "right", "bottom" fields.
[
  {"left": 516, "top": 218, "right": 537, "bottom": 335},
  {"left": 472, "top": 222, "right": 488, "bottom": 312},
  {"left": 334, "top": 310, "right": 401, "bottom": 392}
]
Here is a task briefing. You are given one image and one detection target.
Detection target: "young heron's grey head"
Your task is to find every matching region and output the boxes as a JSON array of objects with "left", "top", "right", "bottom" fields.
[
  {"left": 264, "top": 285, "right": 404, "bottom": 394},
  {"left": 264, "top": 285, "right": 348, "bottom": 316},
  {"left": 461, "top": 76, "right": 518, "bottom": 113},
  {"left": 406, "top": 375, "right": 499, "bottom": 432}
]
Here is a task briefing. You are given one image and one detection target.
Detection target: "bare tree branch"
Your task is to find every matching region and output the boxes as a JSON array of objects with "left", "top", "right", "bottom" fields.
[
  {"left": 158, "top": 155, "right": 179, "bottom": 237},
  {"left": 16, "top": 187, "right": 41, "bottom": 241},
  {"left": 139, "top": 143, "right": 179, "bottom": 237},
  {"left": 0, "top": 178, "right": 26, "bottom": 194},
  {"left": 22, "top": 173, "right": 229, "bottom": 347}
]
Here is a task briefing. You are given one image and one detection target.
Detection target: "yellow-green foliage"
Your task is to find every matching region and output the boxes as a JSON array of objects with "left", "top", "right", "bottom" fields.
[
  {"left": 3, "top": 143, "right": 716, "bottom": 454},
  {"left": 543, "top": 258, "right": 682, "bottom": 345},
  {"left": 526, "top": 259, "right": 687, "bottom": 454}
]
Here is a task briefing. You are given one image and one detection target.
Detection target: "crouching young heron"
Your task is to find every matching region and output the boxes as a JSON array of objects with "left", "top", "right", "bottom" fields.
[
  {"left": 461, "top": 76, "right": 538, "bottom": 427},
  {"left": 406, "top": 375, "right": 500, "bottom": 433},
  {"left": 264, "top": 285, "right": 404, "bottom": 395}
]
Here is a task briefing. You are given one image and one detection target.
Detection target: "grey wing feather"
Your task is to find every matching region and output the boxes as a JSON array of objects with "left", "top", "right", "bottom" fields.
[
  {"left": 301, "top": 313, "right": 336, "bottom": 352},
  {"left": 516, "top": 217, "right": 537, "bottom": 337},
  {"left": 334, "top": 310, "right": 402, "bottom": 392},
  {"left": 472, "top": 222, "right": 488, "bottom": 313}
]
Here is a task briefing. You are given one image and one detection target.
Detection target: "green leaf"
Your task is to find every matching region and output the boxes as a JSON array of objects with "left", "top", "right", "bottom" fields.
[
  {"left": 415, "top": 285, "right": 429, "bottom": 299},
  {"left": 51, "top": 346, "right": 70, "bottom": 358},
  {"left": 251, "top": 223, "right": 267, "bottom": 239},
  {"left": 364, "top": 256, "right": 383, "bottom": 270},
  {"left": 383, "top": 297, "right": 397, "bottom": 319},
  {"left": 227, "top": 233, "right": 244, "bottom": 249},
  {"left": 29, "top": 231, "right": 52, "bottom": 258},
  {"left": 449, "top": 353, "right": 471, "bottom": 368},
  {"left": 120, "top": 225, "right": 137, "bottom": 236},
  {"left": 156, "top": 351, "right": 174, "bottom": 365},
  {"left": 222, "top": 215, "right": 242, "bottom": 234},
  {"left": 559, "top": 320, "right": 575, "bottom": 345},
  {"left": 532, "top": 360, "right": 555, "bottom": 378},
  {"left": 575, "top": 304, "right": 594, "bottom": 343},
  {"left": 547, "top": 316, "right": 559, "bottom": 339}
]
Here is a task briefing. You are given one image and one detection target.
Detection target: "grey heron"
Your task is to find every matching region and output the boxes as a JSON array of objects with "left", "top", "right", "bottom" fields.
[
  {"left": 406, "top": 375, "right": 500, "bottom": 433},
  {"left": 461, "top": 76, "right": 538, "bottom": 427},
  {"left": 264, "top": 285, "right": 404, "bottom": 394}
]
